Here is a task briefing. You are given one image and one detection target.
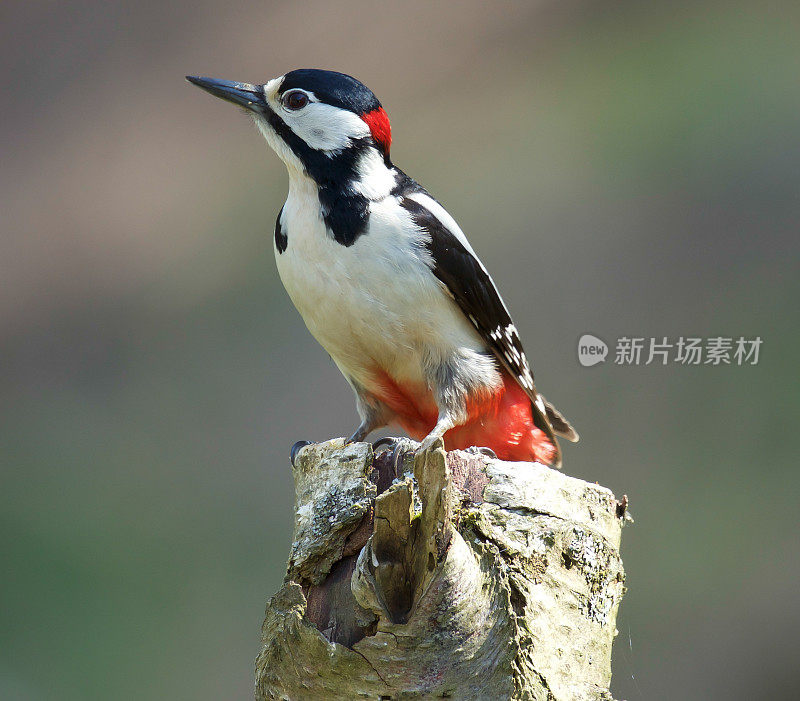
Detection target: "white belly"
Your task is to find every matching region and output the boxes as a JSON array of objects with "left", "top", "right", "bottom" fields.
[{"left": 274, "top": 183, "right": 483, "bottom": 391}]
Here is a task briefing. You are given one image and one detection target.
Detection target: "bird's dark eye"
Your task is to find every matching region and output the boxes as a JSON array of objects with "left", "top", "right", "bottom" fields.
[{"left": 283, "top": 91, "right": 309, "bottom": 111}]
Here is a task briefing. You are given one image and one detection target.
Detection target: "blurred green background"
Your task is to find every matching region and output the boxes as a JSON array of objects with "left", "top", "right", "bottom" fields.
[{"left": 2, "top": 1, "right": 798, "bottom": 698}]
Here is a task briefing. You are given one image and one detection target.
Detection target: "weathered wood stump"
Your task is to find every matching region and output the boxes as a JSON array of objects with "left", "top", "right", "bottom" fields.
[{"left": 255, "top": 438, "right": 628, "bottom": 700}]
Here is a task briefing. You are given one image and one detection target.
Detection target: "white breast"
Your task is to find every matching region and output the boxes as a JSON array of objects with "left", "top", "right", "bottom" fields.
[{"left": 274, "top": 176, "right": 484, "bottom": 390}]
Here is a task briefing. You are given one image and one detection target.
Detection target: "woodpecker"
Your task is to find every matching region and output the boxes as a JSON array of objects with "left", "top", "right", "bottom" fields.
[{"left": 187, "top": 69, "right": 578, "bottom": 467}]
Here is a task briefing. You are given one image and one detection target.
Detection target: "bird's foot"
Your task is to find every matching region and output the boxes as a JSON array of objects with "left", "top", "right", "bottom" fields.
[
  {"left": 372, "top": 436, "right": 403, "bottom": 453},
  {"left": 346, "top": 422, "right": 374, "bottom": 445},
  {"left": 465, "top": 445, "right": 497, "bottom": 459},
  {"left": 371, "top": 437, "right": 417, "bottom": 484},
  {"left": 289, "top": 440, "right": 313, "bottom": 467},
  {"left": 373, "top": 436, "right": 417, "bottom": 462}
]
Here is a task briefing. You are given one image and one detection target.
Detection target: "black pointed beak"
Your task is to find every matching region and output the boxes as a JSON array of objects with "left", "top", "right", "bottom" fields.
[{"left": 186, "top": 76, "right": 266, "bottom": 112}]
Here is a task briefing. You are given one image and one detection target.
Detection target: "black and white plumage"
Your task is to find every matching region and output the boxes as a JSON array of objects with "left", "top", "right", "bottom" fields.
[{"left": 187, "top": 69, "right": 577, "bottom": 466}]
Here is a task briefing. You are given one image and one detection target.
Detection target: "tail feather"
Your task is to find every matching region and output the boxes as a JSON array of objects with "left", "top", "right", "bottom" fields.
[
  {"left": 540, "top": 395, "right": 579, "bottom": 443},
  {"left": 527, "top": 395, "right": 561, "bottom": 468}
]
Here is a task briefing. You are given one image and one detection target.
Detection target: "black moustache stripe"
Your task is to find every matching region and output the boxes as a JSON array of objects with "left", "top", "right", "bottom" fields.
[{"left": 260, "top": 94, "right": 371, "bottom": 247}]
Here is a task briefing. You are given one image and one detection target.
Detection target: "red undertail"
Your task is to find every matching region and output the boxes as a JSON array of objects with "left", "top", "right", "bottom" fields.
[{"left": 372, "top": 370, "right": 557, "bottom": 465}]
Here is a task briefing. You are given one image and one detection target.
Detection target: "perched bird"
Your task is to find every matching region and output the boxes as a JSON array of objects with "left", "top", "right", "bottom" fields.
[{"left": 187, "top": 69, "right": 577, "bottom": 466}]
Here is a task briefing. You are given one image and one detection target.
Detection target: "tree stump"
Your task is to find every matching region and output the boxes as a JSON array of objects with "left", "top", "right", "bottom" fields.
[{"left": 255, "top": 438, "right": 628, "bottom": 700}]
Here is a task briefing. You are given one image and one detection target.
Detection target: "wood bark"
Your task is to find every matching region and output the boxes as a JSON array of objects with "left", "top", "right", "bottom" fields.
[{"left": 255, "top": 438, "right": 628, "bottom": 700}]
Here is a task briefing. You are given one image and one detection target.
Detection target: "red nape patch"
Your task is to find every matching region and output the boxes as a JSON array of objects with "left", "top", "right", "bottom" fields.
[{"left": 361, "top": 108, "right": 392, "bottom": 155}]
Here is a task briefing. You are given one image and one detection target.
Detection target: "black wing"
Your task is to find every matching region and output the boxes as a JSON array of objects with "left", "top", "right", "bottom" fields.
[{"left": 398, "top": 192, "right": 575, "bottom": 459}]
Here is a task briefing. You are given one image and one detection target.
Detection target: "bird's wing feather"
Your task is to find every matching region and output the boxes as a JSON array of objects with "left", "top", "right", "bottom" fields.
[{"left": 398, "top": 191, "right": 558, "bottom": 446}]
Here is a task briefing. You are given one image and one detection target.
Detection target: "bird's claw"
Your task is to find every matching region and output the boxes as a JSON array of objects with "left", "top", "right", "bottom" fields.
[
  {"left": 371, "top": 436, "right": 402, "bottom": 453},
  {"left": 289, "top": 440, "right": 313, "bottom": 467},
  {"left": 372, "top": 437, "right": 417, "bottom": 476}
]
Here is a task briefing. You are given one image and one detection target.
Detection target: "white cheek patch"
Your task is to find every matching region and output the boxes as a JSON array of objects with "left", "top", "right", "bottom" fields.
[
  {"left": 255, "top": 75, "right": 372, "bottom": 159},
  {"left": 285, "top": 101, "right": 370, "bottom": 152}
]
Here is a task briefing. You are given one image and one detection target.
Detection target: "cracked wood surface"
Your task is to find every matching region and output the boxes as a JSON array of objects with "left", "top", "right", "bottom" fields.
[{"left": 256, "top": 438, "right": 627, "bottom": 701}]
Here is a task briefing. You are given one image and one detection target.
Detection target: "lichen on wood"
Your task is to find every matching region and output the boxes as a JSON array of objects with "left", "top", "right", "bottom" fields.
[{"left": 255, "top": 438, "right": 628, "bottom": 700}]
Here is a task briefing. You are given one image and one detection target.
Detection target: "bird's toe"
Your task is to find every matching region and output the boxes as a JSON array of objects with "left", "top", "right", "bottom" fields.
[
  {"left": 372, "top": 436, "right": 401, "bottom": 453},
  {"left": 289, "top": 440, "right": 313, "bottom": 466}
]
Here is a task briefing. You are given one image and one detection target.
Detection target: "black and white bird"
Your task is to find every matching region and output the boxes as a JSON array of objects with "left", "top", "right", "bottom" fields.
[{"left": 187, "top": 69, "right": 577, "bottom": 466}]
